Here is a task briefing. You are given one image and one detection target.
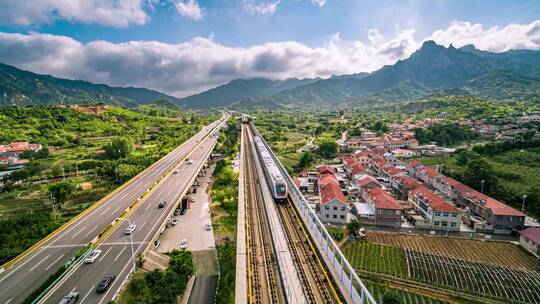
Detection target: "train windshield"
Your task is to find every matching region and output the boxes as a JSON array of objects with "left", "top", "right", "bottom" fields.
[{"left": 276, "top": 183, "right": 287, "bottom": 195}]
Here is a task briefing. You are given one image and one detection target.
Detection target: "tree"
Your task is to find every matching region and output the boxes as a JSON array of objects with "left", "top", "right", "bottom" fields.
[
  {"left": 136, "top": 253, "right": 145, "bottom": 269},
  {"left": 48, "top": 181, "right": 76, "bottom": 205},
  {"left": 294, "top": 152, "right": 315, "bottom": 172},
  {"left": 317, "top": 141, "right": 338, "bottom": 158},
  {"left": 346, "top": 220, "right": 360, "bottom": 237},
  {"left": 104, "top": 137, "right": 132, "bottom": 159},
  {"left": 463, "top": 157, "right": 496, "bottom": 193},
  {"left": 349, "top": 128, "right": 362, "bottom": 137},
  {"left": 383, "top": 290, "right": 403, "bottom": 304},
  {"left": 168, "top": 249, "right": 195, "bottom": 282}
]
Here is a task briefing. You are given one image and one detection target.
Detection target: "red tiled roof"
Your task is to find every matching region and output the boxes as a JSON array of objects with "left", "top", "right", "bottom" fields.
[
  {"left": 320, "top": 182, "right": 347, "bottom": 205},
  {"left": 449, "top": 181, "right": 524, "bottom": 216},
  {"left": 418, "top": 167, "right": 440, "bottom": 178},
  {"left": 357, "top": 175, "right": 380, "bottom": 188},
  {"left": 351, "top": 163, "right": 365, "bottom": 176},
  {"left": 341, "top": 156, "right": 357, "bottom": 167},
  {"left": 409, "top": 159, "right": 422, "bottom": 168},
  {"left": 365, "top": 188, "right": 401, "bottom": 210},
  {"left": 386, "top": 167, "right": 406, "bottom": 177},
  {"left": 521, "top": 227, "right": 540, "bottom": 245},
  {"left": 401, "top": 177, "right": 422, "bottom": 190},
  {"left": 410, "top": 185, "right": 459, "bottom": 212},
  {"left": 317, "top": 165, "right": 335, "bottom": 174},
  {"left": 371, "top": 157, "right": 386, "bottom": 167}
]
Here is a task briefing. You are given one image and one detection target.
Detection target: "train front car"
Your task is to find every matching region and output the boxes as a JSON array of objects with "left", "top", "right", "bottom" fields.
[{"left": 253, "top": 136, "right": 288, "bottom": 202}]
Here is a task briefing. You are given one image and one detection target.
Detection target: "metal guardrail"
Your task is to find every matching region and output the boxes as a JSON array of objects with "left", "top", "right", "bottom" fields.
[{"left": 250, "top": 124, "right": 377, "bottom": 304}]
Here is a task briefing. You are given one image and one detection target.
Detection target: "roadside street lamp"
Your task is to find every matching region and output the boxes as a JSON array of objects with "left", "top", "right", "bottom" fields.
[
  {"left": 521, "top": 195, "right": 527, "bottom": 213},
  {"left": 118, "top": 217, "right": 136, "bottom": 273},
  {"left": 480, "top": 180, "right": 485, "bottom": 193}
]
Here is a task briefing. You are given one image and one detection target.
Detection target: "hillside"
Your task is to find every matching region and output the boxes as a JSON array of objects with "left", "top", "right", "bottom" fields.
[
  {"left": 179, "top": 77, "right": 318, "bottom": 108},
  {"left": 0, "top": 63, "right": 180, "bottom": 107},
  {"left": 181, "top": 41, "right": 540, "bottom": 109}
]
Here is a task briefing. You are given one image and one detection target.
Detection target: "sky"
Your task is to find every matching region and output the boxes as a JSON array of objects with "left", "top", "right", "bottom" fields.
[{"left": 0, "top": 0, "right": 539, "bottom": 97}]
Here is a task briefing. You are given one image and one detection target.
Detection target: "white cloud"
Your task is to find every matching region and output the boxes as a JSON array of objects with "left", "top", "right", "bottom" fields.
[
  {"left": 429, "top": 20, "right": 540, "bottom": 52},
  {"left": 311, "top": 0, "right": 326, "bottom": 7},
  {"left": 0, "top": 0, "right": 149, "bottom": 27},
  {"left": 174, "top": 0, "right": 203, "bottom": 21},
  {"left": 243, "top": 0, "right": 280, "bottom": 16},
  {"left": 0, "top": 19, "right": 539, "bottom": 98}
]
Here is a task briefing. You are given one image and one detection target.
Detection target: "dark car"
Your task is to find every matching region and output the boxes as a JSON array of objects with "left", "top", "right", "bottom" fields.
[
  {"left": 58, "top": 292, "right": 79, "bottom": 304},
  {"left": 96, "top": 275, "right": 115, "bottom": 293},
  {"left": 158, "top": 201, "right": 166, "bottom": 209}
]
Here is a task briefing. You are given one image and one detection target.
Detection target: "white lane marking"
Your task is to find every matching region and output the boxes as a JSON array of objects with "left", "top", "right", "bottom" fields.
[
  {"left": 80, "top": 285, "right": 94, "bottom": 303},
  {"left": 158, "top": 190, "right": 163, "bottom": 196},
  {"left": 166, "top": 190, "right": 172, "bottom": 197},
  {"left": 99, "top": 207, "right": 111, "bottom": 217},
  {"left": 144, "top": 202, "right": 152, "bottom": 211},
  {"left": 28, "top": 255, "right": 50, "bottom": 272},
  {"left": 120, "top": 193, "right": 128, "bottom": 200},
  {"left": 69, "top": 286, "right": 76, "bottom": 294},
  {"left": 5, "top": 299, "right": 13, "bottom": 304},
  {"left": 71, "top": 226, "right": 87, "bottom": 239},
  {"left": 44, "top": 254, "right": 65, "bottom": 271},
  {"left": 83, "top": 226, "right": 98, "bottom": 238},
  {"left": 112, "top": 206, "right": 121, "bottom": 214},
  {"left": 0, "top": 247, "right": 46, "bottom": 282},
  {"left": 98, "top": 247, "right": 112, "bottom": 262},
  {"left": 114, "top": 247, "right": 127, "bottom": 262},
  {"left": 138, "top": 221, "right": 147, "bottom": 232}
]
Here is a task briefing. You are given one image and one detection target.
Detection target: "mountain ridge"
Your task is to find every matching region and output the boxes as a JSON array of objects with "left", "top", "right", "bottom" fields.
[
  {"left": 0, "top": 62, "right": 180, "bottom": 107},
  {"left": 182, "top": 40, "right": 540, "bottom": 108}
]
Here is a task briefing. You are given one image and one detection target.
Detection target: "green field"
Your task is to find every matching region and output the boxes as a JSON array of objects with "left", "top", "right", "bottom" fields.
[{"left": 342, "top": 241, "right": 407, "bottom": 279}]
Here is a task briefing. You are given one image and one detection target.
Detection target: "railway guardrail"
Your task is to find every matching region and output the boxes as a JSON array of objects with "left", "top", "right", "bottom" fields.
[{"left": 250, "top": 123, "right": 377, "bottom": 304}]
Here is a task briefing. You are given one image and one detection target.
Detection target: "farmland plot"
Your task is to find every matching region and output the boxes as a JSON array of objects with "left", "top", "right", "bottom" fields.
[
  {"left": 368, "top": 232, "right": 536, "bottom": 270},
  {"left": 405, "top": 249, "right": 540, "bottom": 304},
  {"left": 343, "top": 241, "right": 407, "bottom": 278}
]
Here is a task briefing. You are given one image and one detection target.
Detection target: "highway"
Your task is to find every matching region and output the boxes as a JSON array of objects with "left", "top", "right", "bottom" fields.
[
  {"left": 0, "top": 115, "right": 227, "bottom": 304},
  {"left": 39, "top": 118, "right": 224, "bottom": 304}
]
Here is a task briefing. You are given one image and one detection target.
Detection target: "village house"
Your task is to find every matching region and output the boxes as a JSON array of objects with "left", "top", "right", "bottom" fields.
[
  {"left": 408, "top": 185, "right": 462, "bottom": 231},
  {"left": 390, "top": 175, "right": 423, "bottom": 200},
  {"left": 359, "top": 187, "right": 402, "bottom": 228},
  {"left": 519, "top": 227, "right": 540, "bottom": 256},
  {"left": 318, "top": 167, "right": 348, "bottom": 225},
  {"left": 451, "top": 183, "right": 525, "bottom": 234}
]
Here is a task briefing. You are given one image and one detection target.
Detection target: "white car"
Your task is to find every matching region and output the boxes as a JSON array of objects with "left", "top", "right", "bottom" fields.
[
  {"left": 85, "top": 249, "right": 102, "bottom": 263},
  {"left": 205, "top": 223, "right": 211, "bottom": 231},
  {"left": 170, "top": 217, "right": 180, "bottom": 226},
  {"left": 124, "top": 224, "right": 136, "bottom": 235},
  {"left": 186, "top": 159, "right": 193, "bottom": 165},
  {"left": 180, "top": 239, "right": 188, "bottom": 249}
]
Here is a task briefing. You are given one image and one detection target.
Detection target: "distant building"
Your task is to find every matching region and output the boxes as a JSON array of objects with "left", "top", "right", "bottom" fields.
[{"left": 0, "top": 142, "right": 42, "bottom": 157}]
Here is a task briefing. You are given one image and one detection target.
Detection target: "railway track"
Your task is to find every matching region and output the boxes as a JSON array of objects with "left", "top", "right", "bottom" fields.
[
  {"left": 276, "top": 198, "right": 341, "bottom": 304},
  {"left": 244, "top": 125, "right": 283, "bottom": 304}
]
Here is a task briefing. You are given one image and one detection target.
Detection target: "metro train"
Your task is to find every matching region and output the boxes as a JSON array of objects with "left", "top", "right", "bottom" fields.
[{"left": 253, "top": 136, "right": 288, "bottom": 201}]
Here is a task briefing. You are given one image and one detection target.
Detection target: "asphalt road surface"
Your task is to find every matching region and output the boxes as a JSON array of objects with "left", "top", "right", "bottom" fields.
[
  {"left": 188, "top": 275, "right": 219, "bottom": 304},
  {"left": 0, "top": 115, "right": 227, "bottom": 304},
  {"left": 38, "top": 117, "right": 225, "bottom": 304}
]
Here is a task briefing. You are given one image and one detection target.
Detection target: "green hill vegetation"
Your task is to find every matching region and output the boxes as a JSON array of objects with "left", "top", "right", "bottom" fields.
[{"left": 0, "top": 104, "right": 212, "bottom": 265}]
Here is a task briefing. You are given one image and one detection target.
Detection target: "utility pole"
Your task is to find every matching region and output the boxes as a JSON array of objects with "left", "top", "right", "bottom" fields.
[
  {"left": 480, "top": 180, "right": 485, "bottom": 193},
  {"left": 128, "top": 218, "right": 136, "bottom": 273},
  {"left": 521, "top": 195, "right": 527, "bottom": 213}
]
